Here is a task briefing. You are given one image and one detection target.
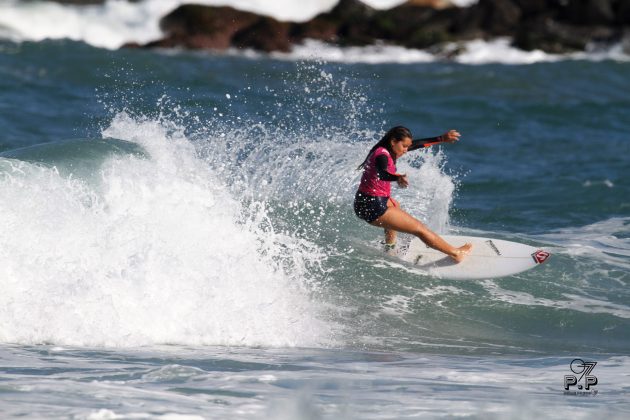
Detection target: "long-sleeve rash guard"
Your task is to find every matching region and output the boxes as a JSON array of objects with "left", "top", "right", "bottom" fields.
[
  {"left": 373, "top": 136, "right": 441, "bottom": 181},
  {"left": 358, "top": 136, "right": 442, "bottom": 196}
]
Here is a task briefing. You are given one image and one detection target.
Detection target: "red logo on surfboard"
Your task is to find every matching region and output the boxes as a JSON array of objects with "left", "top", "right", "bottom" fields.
[{"left": 532, "top": 250, "right": 550, "bottom": 264}]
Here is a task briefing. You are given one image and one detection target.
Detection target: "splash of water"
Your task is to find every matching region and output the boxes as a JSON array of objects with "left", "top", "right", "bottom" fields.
[
  {"left": 0, "top": 112, "right": 334, "bottom": 347},
  {"left": 0, "top": 56, "right": 460, "bottom": 348}
]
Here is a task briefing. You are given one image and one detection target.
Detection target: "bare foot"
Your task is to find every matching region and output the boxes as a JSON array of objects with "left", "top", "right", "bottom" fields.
[{"left": 450, "top": 243, "right": 473, "bottom": 263}]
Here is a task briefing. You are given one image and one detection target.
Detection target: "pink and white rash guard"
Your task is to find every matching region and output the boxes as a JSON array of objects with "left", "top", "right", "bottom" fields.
[{"left": 358, "top": 147, "right": 397, "bottom": 197}]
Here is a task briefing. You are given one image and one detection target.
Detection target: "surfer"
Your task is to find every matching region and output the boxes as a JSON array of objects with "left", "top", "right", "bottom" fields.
[{"left": 354, "top": 126, "right": 472, "bottom": 262}]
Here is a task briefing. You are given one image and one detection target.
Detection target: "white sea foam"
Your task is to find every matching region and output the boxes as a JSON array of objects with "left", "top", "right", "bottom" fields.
[
  {"left": 481, "top": 280, "right": 630, "bottom": 319},
  {"left": 265, "top": 38, "right": 556, "bottom": 65},
  {"left": 0, "top": 0, "right": 164, "bottom": 48},
  {"left": 380, "top": 294, "right": 414, "bottom": 315},
  {"left": 455, "top": 38, "right": 630, "bottom": 64},
  {"left": 380, "top": 285, "right": 469, "bottom": 316},
  {"left": 453, "top": 38, "right": 561, "bottom": 65},
  {"left": 415, "top": 285, "right": 470, "bottom": 297},
  {"left": 270, "top": 37, "right": 630, "bottom": 65},
  {"left": 536, "top": 217, "right": 630, "bottom": 271},
  {"left": 272, "top": 39, "right": 435, "bottom": 64},
  {"left": 87, "top": 409, "right": 204, "bottom": 420},
  {"left": 0, "top": 112, "right": 333, "bottom": 347}
]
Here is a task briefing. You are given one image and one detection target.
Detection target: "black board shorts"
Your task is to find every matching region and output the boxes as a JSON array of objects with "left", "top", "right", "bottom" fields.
[{"left": 354, "top": 191, "right": 389, "bottom": 223}]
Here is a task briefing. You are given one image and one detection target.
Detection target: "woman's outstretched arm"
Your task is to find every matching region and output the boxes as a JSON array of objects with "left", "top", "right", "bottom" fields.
[{"left": 409, "top": 129, "right": 461, "bottom": 151}]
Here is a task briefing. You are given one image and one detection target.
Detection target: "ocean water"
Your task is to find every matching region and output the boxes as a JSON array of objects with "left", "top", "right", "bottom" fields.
[{"left": 1, "top": 2, "right": 630, "bottom": 419}]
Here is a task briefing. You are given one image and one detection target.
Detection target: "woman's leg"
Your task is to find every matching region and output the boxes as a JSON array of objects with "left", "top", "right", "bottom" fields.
[
  {"left": 371, "top": 207, "right": 472, "bottom": 262},
  {"left": 384, "top": 229, "right": 397, "bottom": 245},
  {"left": 384, "top": 198, "right": 399, "bottom": 246}
]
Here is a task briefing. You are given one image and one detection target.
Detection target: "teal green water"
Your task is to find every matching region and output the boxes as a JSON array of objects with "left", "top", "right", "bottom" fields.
[{"left": 0, "top": 39, "right": 629, "bottom": 418}]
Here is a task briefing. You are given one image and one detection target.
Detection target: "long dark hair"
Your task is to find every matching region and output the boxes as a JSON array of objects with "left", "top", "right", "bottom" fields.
[{"left": 357, "top": 126, "right": 412, "bottom": 170}]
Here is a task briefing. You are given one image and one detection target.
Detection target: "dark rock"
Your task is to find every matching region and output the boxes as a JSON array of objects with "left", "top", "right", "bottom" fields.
[
  {"left": 513, "top": 0, "right": 553, "bottom": 17},
  {"left": 159, "top": 5, "right": 263, "bottom": 50},
  {"left": 126, "top": 0, "right": 627, "bottom": 56},
  {"left": 511, "top": 0, "right": 579, "bottom": 19},
  {"left": 404, "top": 0, "right": 454, "bottom": 8},
  {"left": 514, "top": 19, "right": 582, "bottom": 53},
  {"left": 291, "top": 19, "right": 339, "bottom": 43},
  {"left": 475, "top": 0, "right": 523, "bottom": 35},
  {"left": 120, "top": 41, "right": 141, "bottom": 49},
  {"left": 293, "top": 0, "right": 463, "bottom": 48},
  {"left": 446, "top": 0, "right": 529, "bottom": 39},
  {"left": 299, "top": 0, "right": 378, "bottom": 46},
  {"left": 622, "top": 28, "right": 630, "bottom": 53},
  {"left": 559, "top": 0, "right": 616, "bottom": 25},
  {"left": 233, "top": 18, "right": 292, "bottom": 52},
  {"left": 369, "top": 5, "right": 436, "bottom": 40},
  {"left": 159, "top": 5, "right": 257, "bottom": 37},
  {"left": 514, "top": 16, "right": 617, "bottom": 52},
  {"left": 324, "top": 0, "right": 377, "bottom": 22},
  {"left": 448, "top": 6, "right": 487, "bottom": 39},
  {"left": 614, "top": 0, "right": 630, "bottom": 24},
  {"left": 371, "top": 4, "right": 458, "bottom": 48}
]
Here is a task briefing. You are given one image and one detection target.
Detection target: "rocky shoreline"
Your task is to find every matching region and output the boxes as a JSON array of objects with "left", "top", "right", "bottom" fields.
[{"left": 48, "top": 0, "right": 630, "bottom": 55}]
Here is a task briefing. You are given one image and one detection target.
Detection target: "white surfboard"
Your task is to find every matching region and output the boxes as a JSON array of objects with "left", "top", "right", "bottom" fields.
[{"left": 395, "top": 235, "right": 550, "bottom": 280}]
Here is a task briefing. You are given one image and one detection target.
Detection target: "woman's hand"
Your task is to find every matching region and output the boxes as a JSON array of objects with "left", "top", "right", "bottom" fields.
[
  {"left": 440, "top": 129, "right": 461, "bottom": 143},
  {"left": 397, "top": 174, "right": 409, "bottom": 188}
]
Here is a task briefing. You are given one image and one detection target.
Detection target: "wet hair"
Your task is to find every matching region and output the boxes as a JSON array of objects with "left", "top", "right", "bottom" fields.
[{"left": 357, "top": 126, "right": 412, "bottom": 170}]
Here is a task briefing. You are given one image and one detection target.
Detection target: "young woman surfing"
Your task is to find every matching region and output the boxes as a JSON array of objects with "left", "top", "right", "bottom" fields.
[{"left": 354, "top": 126, "right": 472, "bottom": 262}]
